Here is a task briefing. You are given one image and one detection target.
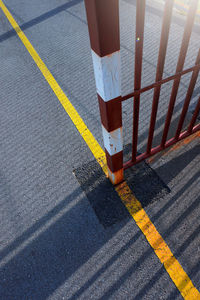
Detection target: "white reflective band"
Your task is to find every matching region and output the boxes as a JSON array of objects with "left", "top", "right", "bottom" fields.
[
  {"left": 91, "top": 50, "right": 121, "bottom": 101},
  {"left": 102, "top": 125, "right": 123, "bottom": 156}
]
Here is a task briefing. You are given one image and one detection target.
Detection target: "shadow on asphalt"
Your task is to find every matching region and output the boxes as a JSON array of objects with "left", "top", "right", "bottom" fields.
[
  {"left": 0, "top": 0, "right": 83, "bottom": 43},
  {"left": 0, "top": 144, "right": 199, "bottom": 299},
  {"left": 0, "top": 0, "right": 199, "bottom": 297}
]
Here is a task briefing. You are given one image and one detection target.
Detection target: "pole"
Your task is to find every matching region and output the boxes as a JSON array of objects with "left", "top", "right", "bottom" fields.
[{"left": 84, "top": 0, "right": 124, "bottom": 184}]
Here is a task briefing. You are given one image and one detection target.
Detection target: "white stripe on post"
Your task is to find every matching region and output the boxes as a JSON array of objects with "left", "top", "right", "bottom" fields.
[
  {"left": 101, "top": 125, "right": 123, "bottom": 156},
  {"left": 91, "top": 50, "right": 121, "bottom": 101}
]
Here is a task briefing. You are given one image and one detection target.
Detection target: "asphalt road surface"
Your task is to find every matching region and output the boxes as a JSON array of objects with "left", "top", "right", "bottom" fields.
[{"left": 0, "top": 0, "right": 200, "bottom": 299}]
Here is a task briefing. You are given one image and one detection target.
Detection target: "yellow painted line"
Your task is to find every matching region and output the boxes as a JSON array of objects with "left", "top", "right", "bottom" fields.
[
  {"left": 162, "top": 131, "right": 200, "bottom": 157},
  {"left": 147, "top": 131, "right": 200, "bottom": 164},
  {"left": 0, "top": 1, "right": 199, "bottom": 299},
  {"left": 117, "top": 182, "right": 200, "bottom": 299},
  {"left": 0, "top": 0, "right": 107, "bottom": 175}
]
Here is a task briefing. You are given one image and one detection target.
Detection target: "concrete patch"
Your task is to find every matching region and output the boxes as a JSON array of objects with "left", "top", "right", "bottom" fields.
[
  {"left": 124, "top": 144, "right": 171, "bottom": 208},
  {"left": 73, "top": 160, "right": 130, "bottom": 228},
  {"left": 73, "top": 145, "right": 170, "bottom": 228}
]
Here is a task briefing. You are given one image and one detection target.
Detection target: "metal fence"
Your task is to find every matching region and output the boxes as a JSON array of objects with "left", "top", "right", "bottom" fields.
[{"left": 85, "top": 0, "right": 200, "bottom": 184}]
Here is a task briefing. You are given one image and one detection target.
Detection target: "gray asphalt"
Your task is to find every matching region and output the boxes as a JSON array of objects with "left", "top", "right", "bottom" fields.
[{"left": 0, "top": 0, "right": 199, "bottom": 299}]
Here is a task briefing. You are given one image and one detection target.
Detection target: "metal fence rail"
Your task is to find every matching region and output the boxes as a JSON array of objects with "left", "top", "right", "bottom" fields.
[{"left": 85, "top": 0, "right": 200, "bottom": 184}]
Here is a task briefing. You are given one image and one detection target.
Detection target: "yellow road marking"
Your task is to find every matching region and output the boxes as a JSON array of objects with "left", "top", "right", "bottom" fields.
[
  {"left": 117, "top": 182, "right": 200, "bottom": 299},
  {"left": 162, "top": 131, "right": 200, "bottom": 157},
  {"left": 0, "top": 0, "right": 107, "bottom": 175},
  {"left": 0, "top": 1, "right": 199, "bottom": 298},
  {"left": 147, "top": 131, "right": 200, "bottom": 164}
]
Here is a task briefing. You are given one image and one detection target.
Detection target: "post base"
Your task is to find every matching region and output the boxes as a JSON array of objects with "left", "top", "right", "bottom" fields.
[{"left": 108, "top": 168, "right": 124, "bottom": 185}]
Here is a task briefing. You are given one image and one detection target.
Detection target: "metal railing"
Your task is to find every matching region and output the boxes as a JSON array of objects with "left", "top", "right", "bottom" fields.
[{"left": 85, "top": 0, "right": 200, "bottom": 184}]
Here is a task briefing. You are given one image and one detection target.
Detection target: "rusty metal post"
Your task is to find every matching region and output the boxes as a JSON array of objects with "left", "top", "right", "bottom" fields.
[
  {"left": 132, "top": 0, "right": 146, "bottom": 162},
  {"left": 84, "top": 0, "right": 123, "bottom": 185}
]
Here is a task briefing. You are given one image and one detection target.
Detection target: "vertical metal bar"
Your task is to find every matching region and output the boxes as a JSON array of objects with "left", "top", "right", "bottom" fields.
[
  {"left": 84, "top": 0, "right": 123, "bottom": 185},
  {"left": 132, "top": 0, "right": 145, "bottom": 162},
  {"left": 175, "top": 49, "right": 200, "bottom": 139},
  {"left": 146, "top": 0, "right": 174, "bottom": 154},
  {"left": 161, "top": 0, "right": 199, "bottom": 147},
  {"left": 188, "top": 96, "right": 200, "bottom": 133}
]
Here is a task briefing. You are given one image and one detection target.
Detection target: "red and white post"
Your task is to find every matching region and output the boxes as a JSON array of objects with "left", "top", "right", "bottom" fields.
[{"left": 84, "top": 0, "right": 124, "bottom": 185}]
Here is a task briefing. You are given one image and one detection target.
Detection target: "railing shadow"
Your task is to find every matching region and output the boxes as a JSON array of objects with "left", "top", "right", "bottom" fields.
[
  {"left": 0, "top": 137, "right": 199, "bottom": 300},
  {"left": 0, "top": 166, "right": 131, "bottom": 299},
  {"left": 68, "top": 145, "right": 199, "bottom": 299},
  {"left": 0, "top": 0, "right": 83, "bottom": 43},
  {"left": 99, "top": 171, "right": 200, "bottom": 299}
]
